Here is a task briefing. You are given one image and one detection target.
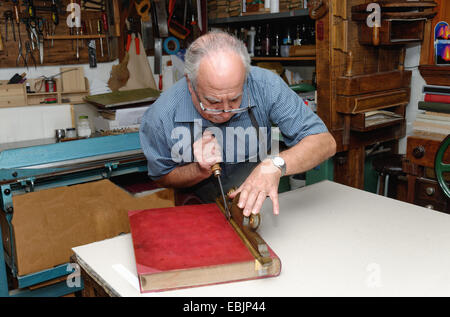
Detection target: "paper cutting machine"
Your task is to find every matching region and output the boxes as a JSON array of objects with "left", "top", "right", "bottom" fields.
[{"left": 0, "top": 133, "right": 148, "bottom": 297}]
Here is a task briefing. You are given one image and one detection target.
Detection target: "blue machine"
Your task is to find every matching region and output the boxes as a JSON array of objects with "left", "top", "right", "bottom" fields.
[{"left": 0, "top": 133, "right": 148, "bottom": 297}]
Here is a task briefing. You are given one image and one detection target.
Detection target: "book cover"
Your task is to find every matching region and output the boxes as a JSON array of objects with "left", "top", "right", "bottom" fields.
[
  {"left": 424, "top": 93, "right": 450, "bottom": 104},
  {"left": 418, "top": 101, "right": 450, "bottom": 114},
  {"left": 128, "top": 203, "right": 281, "bottom": 293},
  {"left": 416, "top": 112, "right": 450, "bottom": 123},
  {"left": 423, "top": 85, "right": 450, "bottom": 96}
]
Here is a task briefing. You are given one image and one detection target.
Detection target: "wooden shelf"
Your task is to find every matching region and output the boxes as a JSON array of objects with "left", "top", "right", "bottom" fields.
[
  {"left": 44, "top": 35, "right": 106, "bottom": 40},
  {"left": 29, "top": 92, "right": 58, "bottom": 96},
  {"left": 209, "top": 9, "right": 309, "bottom": 25},
  {"left": 419, "top": 65, "right": 450, "bottom": 86},
  {"left": 27, "top": 77, "right": 90, "bottom": 105},
  {"left": 252, "top": 56, "right": 316, "bottom": 61}
]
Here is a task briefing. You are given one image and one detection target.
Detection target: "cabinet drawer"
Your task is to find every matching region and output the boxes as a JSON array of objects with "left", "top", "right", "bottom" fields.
[
  {"left": 406, "top": 135, "right": 449, "bottom": 168},
  {"left": 336, "top": 89, "right": 410, "bottom": 114},
  {"left": 414, "top": 199, "right": 447, "bottom": 213},
  {"left": 415, "top": 178, "right": 448, "bottom": 204}
]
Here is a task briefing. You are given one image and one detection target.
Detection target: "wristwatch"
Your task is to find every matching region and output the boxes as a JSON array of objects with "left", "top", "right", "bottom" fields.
[{"left": 271, "top": 156, "right": 286, "bottom": 177}]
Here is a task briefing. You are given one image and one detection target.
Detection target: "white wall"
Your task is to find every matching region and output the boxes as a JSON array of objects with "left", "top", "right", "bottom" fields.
[
  {"left": 399, "top": 43, "right": 426, "bottom": 154},
  {"left": 0, "top": 55, "right": 175, "bottom": 134}
]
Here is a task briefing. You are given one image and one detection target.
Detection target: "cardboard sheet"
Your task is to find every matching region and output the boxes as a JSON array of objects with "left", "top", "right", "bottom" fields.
[{"left": 2, "top": 179, "right": 174, "bottom": 276}]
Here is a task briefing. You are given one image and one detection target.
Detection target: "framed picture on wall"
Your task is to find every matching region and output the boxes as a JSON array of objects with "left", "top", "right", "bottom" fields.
[{"left": 435, "top": 21, "right": 450, "bottom": 65}]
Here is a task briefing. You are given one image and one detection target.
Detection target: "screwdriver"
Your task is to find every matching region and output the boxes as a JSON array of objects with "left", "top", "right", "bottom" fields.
[
  {"left": 101, "top": 11, "right": 110, "bottom": 57},
  {"left": 28, "top": 0, "right": 36, "bottom": 18},
  {"left": 212, "top": 163, "right": 231, "bottom": 220},
  {"left": 0, "top": 31, "right": 4, "bottom": 52},
  {"left": 97, "top": 20, "right": 103, "bottom": 57}
]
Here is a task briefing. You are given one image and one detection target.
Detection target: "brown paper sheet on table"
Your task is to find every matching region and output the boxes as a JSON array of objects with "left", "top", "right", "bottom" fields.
[
  {"left": 0, "top": 179, "right": 174, "bottom": 276},
  {"left": 120, "top": 33, "right": 157, "bottom": 91}
]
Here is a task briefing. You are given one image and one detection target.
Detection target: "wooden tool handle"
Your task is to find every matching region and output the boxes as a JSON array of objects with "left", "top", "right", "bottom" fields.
[
  {"left": 345, "top": 51, "right": 353, "bottom": 77},
  {"left": 0, "top": 32, "right": 3, "bottom": 52},
  {"left": 211, "top": 163, "right": 221, "bottom": 177},
  {"left": 372, "top": 26, "right": 380, "bottom": 46},
  {"left": 398, "top": 47, "right": 406, "bottom": 71}
]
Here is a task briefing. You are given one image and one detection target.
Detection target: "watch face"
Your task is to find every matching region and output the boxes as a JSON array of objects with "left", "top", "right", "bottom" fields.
[{"left": 273, "top": 156, "right": 285, "bottom": 167}]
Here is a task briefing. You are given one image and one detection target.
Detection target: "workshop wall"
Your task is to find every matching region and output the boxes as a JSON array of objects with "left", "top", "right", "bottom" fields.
[
  {"left": 0, "top": 38, "right": 424, "bottom": 155},
  {"left": 401, "top": 43, "right": 426, "bottom": 155},
  {"left": 0, "top": 54, "right": 174, "bottom": 136}
]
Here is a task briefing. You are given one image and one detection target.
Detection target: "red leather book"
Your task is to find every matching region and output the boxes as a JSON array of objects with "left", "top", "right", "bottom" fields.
[
  {"left": 128, "top": 203, "right": 281, "bottom": 293},
  {"left": 424, "top": 93, "right": 450, "bottom": 104}
]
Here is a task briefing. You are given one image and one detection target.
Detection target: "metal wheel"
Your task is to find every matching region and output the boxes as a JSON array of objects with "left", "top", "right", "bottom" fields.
[{"left": 434, "top": 134, "right": 450, "bottom": 199}]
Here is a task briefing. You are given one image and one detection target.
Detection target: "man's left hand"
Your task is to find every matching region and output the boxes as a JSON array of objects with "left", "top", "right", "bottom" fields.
[{"left": 228, "top": 159, "right": 281, "bottom": 216}]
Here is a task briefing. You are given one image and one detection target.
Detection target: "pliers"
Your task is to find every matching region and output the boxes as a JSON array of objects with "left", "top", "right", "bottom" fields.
[
  {"left": 16, "top": 39, "right": 27, "bottom": 68},
  {"left": 125, "top": 17, "right": 140, "bottom": 55},
  {"left": 24, "top": 41, "right": 37, "bottom": 69}
]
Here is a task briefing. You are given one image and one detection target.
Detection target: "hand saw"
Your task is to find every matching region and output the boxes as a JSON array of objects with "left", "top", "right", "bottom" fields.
[{"left": 215, "top": 191, "right": 273, "bottom": 267}]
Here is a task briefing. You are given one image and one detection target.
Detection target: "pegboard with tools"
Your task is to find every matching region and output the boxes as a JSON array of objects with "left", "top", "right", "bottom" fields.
[{"left": 0, "top": 0, "right": 121, "bottom": 68}]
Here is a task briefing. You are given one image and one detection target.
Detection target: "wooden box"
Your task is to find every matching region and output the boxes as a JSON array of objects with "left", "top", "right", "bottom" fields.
[
  {"left": 350, "top": 105, "right": 406, "bottom": 132},
  {"left": 289, "top": 45, "right": 316, "bottom": 57},
  {"left": 0, "top": 81, "right": 27, "bottom": 108},
  {"left": 406, "top": 134, "right": 450, "bottom": 169},
  {"left": 337, "top": 71, "right": 412, "bottom": 96},
  {"left": 246, "top": 2, "right": 265, "bottom": 12},
  {"left": 357, "top": 19, "right": 426, "bottom": 46},
  {"left": 61, "top": 67, "right": 86, "bottom": 93},
  {"left": 336, "top": 88, "right": 410, "bottom": 114}
]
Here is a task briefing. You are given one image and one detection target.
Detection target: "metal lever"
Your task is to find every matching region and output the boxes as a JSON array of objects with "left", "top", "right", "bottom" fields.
[{"left": 212, "top": 163, "right": 231, "bottom": 220}]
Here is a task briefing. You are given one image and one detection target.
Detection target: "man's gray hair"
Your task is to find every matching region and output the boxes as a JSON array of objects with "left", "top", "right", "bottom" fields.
[{"left": 184, "top": 31, "right": 251, "bottom": 89}]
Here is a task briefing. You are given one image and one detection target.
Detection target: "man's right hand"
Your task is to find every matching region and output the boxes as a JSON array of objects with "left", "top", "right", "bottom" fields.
[{"left": 193, "top": 130, "right": 222, "bottom": 175}]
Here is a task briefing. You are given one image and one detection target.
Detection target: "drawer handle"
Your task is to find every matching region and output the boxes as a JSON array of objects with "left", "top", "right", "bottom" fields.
[
  {"left": 413, "top": 146, "right": 425, "bottom": 159},
  {"left": 426, "top": 187, "right": 435, "bottom": 196}
]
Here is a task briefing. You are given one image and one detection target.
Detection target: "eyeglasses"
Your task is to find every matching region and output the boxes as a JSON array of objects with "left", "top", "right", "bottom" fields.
[{"left": 191, "top": 83, "right": 253, "bottom": 114}]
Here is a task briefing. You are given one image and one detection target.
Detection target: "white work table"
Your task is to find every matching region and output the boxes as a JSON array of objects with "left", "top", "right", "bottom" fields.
[{"left": 72, "top": 181, "right": 450, "bottom": 297}]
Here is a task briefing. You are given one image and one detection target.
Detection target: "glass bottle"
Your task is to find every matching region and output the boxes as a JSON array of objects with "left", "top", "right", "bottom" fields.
[
  {"left": 301, "top": 24, "right": 308, "bottom": 45},
  {"left": 294, "top": 24, "right": 302, "bottom": 46},
  {"left": 271, "top": 28, "right": 280, "bottom": 56},
  {"left": 310, "top": 23, "right": 316, "bottom": 45},
  {"left": 282, "top": 26, "right": 292, "bottom": 45},
  {"left": 77, "top": 115, "right": 91, "bottom": 138},
  {"left": 247, "top": 26, "right": 256, "bottom": 57},
  {"left": 262, "top": 24, "right": 271, "bottom": 56},
  {"left": 254, "top": 26, "right": 263, "bottom": 57}
]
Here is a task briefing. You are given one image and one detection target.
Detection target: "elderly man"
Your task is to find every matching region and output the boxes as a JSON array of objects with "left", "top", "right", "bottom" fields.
[{"left": 140, "top": 31, "right": 336, "bottom": 216}]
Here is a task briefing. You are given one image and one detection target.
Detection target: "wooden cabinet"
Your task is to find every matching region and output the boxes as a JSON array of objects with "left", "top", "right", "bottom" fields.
[
  {"left": 404, "top": 133, "right": 450, "bottom": 214},
  {"left": 316, "top": 0, "right": 436, "bottom": 190},
  {"left": 414, "top": 177, "right": 449, "bottom": 212}
]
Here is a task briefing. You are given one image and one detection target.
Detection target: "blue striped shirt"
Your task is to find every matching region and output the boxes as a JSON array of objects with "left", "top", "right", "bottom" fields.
[{"left": 139, "top": 66, "right": 328, "bottom": 180}]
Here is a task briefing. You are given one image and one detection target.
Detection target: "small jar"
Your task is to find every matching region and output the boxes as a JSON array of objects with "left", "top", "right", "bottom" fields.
[
  {"left": 77, "top": 116, "right": 91, "bottom": 138},
  {"left": 66, "top": 128, "right": 77, "bottom": 139}
]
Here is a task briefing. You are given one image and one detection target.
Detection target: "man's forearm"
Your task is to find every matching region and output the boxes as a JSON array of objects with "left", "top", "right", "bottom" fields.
[
  {"left": 156, "top": 163, "right": 212, "bottom": 188},
  {"left": 279, "top": 132, "right": 336, "bottom": 176}
]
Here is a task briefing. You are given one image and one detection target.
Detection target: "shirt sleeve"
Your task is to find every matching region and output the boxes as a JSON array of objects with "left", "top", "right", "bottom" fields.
[
  {"left": 259, "top": 70, "right": 328, "bottom": 147},
  {"left": 139, "top": 109, "right": 179, "bottom": 180}
]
